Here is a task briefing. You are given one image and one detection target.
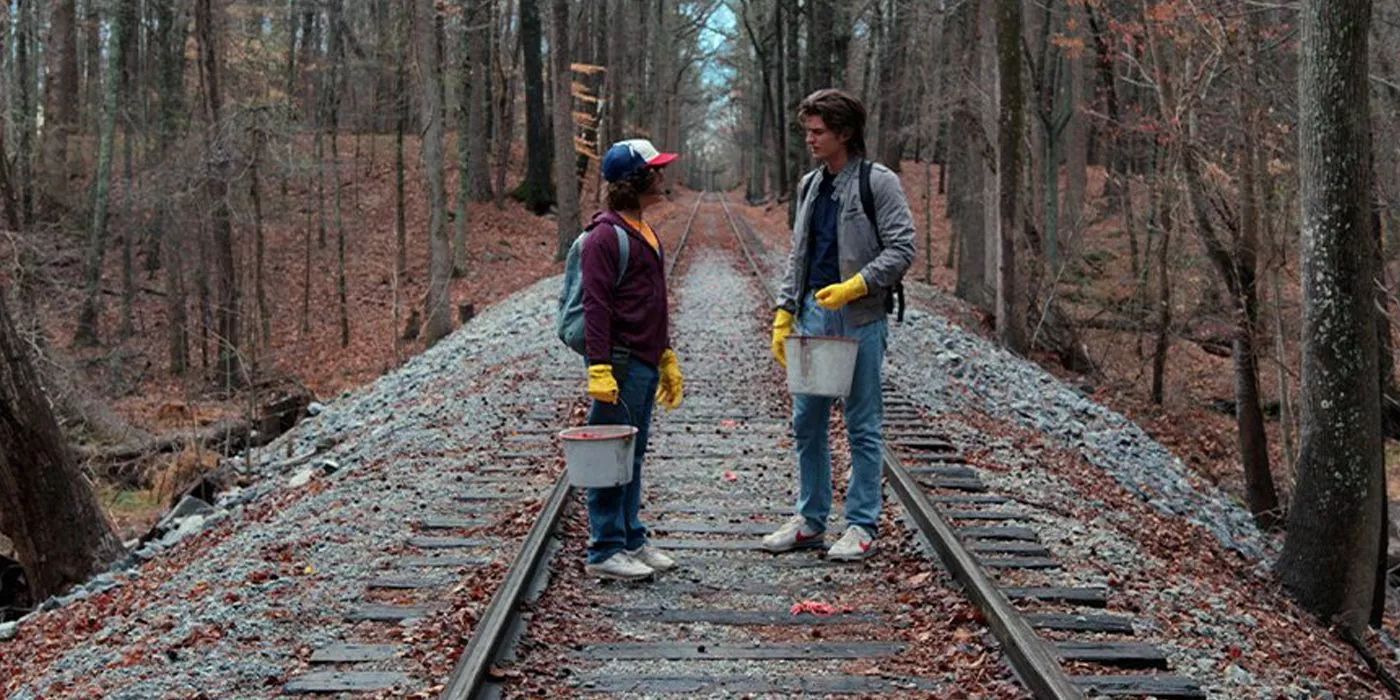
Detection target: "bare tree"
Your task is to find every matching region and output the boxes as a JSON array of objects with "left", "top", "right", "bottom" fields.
[
  {"left": 467, "top": 1, "right": 494, "bottom": 202},
  {"left": 327, "top": 0, "right": 350, "bottom": 347},
  {"left": 418, "top": 0, "right": 453, "bottom": 346},
  {"left": 493, "top": 0, "right": 521, "bottom": 209},
  {"left": 1278, "top": 0, "right": 1382, "bottom": 635},
  {"left": 518, "top": 0, "right": 554, "bottom": 214},
  {"left": 0, "top": 0, "right": 19, "bottom": 232},
  {"left": 41, "top": 0, "right": 80, "bottom": 204},
  {"left": 15, "top": 0, "right": 36, "bottom": 225},
  {"left": 196, "top": 0, "right": 242, "bottom": 389},
  {"left": 73, "top": 0, "right": 128, "bottom": 348},
  {"left": 995, "top": 0, "right": 1024, "bottom": 353},
  {"left": 876, "top": 0, "right": 908, "bottom": 170},
  {"left": 395, "top": 0, "right": 410, "bottom": 285},
  {"left": 551, "top": 0, "right": 580, "bottom": 261}
]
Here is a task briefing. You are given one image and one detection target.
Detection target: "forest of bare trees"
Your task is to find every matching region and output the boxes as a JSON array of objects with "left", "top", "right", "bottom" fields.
[
  {"left": 0, "top": 0, "right": 716, "bottom": 613},
  {"left": 1, "top": 0, "right": 1398, "bottom": 644}
]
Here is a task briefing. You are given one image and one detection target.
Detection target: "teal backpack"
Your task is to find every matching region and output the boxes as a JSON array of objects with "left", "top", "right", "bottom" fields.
[{"left": 557, "top": 223, "right": 630, "bottom": 355}]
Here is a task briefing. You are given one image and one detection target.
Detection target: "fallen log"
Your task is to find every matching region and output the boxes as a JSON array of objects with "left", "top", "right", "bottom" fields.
[
  {"left": 79, "top": 418, "right": 257, "bottom": 465},
  {"left": 79, "top": 383, "right": 313, "bottom": 488}
]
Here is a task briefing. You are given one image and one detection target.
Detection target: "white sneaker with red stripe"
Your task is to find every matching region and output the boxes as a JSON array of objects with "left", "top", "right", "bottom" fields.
[
  {"left": 826, "top": 525, "right": 875, "bottom": 561},
  {"left": 761, "top": 515, "right": 826, "bottom": 552}
]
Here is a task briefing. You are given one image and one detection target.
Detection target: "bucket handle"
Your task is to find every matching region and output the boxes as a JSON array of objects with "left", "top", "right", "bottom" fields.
[{"left": 592, "top": 396, "right": 634, "bottom": 429}]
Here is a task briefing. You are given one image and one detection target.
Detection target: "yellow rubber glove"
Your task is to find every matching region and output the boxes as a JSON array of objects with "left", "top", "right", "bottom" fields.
[
  {"left": 815, "top": 274, "right": 868, "bottom": 310},
  {"left": 771, "top": 309, "right": 795, "bottom": 368},
  {"left": 656, "top": 349, "right": 684, "bottom": 410},
  {"left": 587, "top": 364, "right": 619, "bottom": 404}
]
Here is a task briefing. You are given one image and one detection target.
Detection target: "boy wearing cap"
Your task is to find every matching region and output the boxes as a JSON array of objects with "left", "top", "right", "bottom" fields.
[
  {"left": 761, "top": 89, "right": 915, "bottom": 561},
  {"left": 580, "top": 139, "right": 683, "bottom": 580}
]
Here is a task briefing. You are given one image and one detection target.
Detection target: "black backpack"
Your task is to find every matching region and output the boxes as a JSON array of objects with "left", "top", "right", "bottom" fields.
[{"left": 800, "top": 159, "right": 906, "bottom": 322}]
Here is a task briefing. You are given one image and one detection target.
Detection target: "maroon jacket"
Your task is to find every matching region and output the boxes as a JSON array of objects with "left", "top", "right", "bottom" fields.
[{"left": 581, "top": 210, "right": 670, "bottom": 367}]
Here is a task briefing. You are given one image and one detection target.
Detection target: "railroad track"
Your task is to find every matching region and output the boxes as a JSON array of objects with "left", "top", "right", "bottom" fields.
[{"left": 433, "top": 192, "right": 1204, "bottom": 699}]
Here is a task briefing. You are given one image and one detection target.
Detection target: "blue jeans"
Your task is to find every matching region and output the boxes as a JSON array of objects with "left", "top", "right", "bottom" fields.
[
  {"left": 792, "top": 291, "right": 887, "bottom": 536},
  {"left": 584, "top": 358, "right": 659, "bottom": 564}
]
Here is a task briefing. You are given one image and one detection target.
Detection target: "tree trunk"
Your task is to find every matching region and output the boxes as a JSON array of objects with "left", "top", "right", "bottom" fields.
[
  {"left": 1271, "top": 250, "right": 1296, "bottom": 473},
  {"left": 0, "top": 3, "right": 14, "bottom": 229},
  {"left": 951, "top": 107, "right": 990, "bottom": 311},
  {"left": 995, "top": 0, "right": 1024, "bottom": 353},
  {"left": 284, "top": 0, "right": 300, "bottom": 121},
  {"left": 81, "top": 0, "right": 100, "bottom": 137},
  {"left": 250, "top": 131, "right": 270, "bottom": 349},
  {"left": 301, "top": 204, "right": 312, "bottom": 336},
  {"left": 162, "top": 203, "right": 188, "bottom": 375},
  {"left": 923, "top": 1, "right": 948, "bottom": 283},
  {"left": 1231, "top": 17, "right": 1278, "bottom": 527},
  {"left": 73, "top": 0, "right": 126, "bottom": 348},
  {"left": 494, "top": 0, "right": 520, "bottom": 210},
  {"left": 196, "top": 0, "right": 241, "bottom": 390},
  {"left": 806, "top": 0, "right": 833, "bottom": 92},
  {"left": 1033, "top": 3, "right": 1072, "bottom": 273},
  {"left": 551, "top": 0, "right": 581, "bottom": 261},
  {"left": 42, "top": 0, "right": 80, "bottom": 206},
  {"left": 0, "top": 290, "right": 124, "bottom": 603},
  {"left": 951, "top": 1, "right": 991, "bottom": 311},
  {"left": 650, "top": 0, "right": 672, "bottom": 147},
  {"left": 831, "top": 1, "right": 851, "bottom": 84},
  {"left": 517, "top": 0, "right": 554, "bottom": 214},
  {"left": 1062, "top": 0, "right": 1088, "bottom": 255},
  {"left": 418, "top": 0, "right": 453, "bottom": 346},
  {"left": 772, "top": 0, "right": 788, "bottom": 196},
  {"left": 876, "top": 0, "right": 907, "bottom": 170},
  {"left": 783, "top": 0, "right": 803, "bottom": 225},
  {"left": 16, "top": 0, "right": 36, "bottom": 226},
  {"left": 1150, "top": 157, "right": 1172, "bottom": 405},
  {"left": 395, "top": 0, "right": 410, "bottom": 285},
  {"left": 602, "top": 0, "right": 623, "bottom": 151},
  {"left": 327, "top": 0, "right": 349, "bottom": 348},
  {"left": 1279, "top": 0, "right": 1381, "bottom": 635},
  {"left": 1182, "top": 149, "right": 1279, "bottom": 526},
  {"left": 195, "top": 207, "right": 211, "bottom": 372},
  {"left": 468, "top": 1, "right": 493, "bottom": 202},
  {"left": 117, "top": 0, "right": 138, "bottom": 339},
  {"left": 860, "top": 0, "right": 879, "bottom": 111},
  {"left": 453, "top": 0, "right": 472, "bottom": 277},
  {"left": 144, "top": 0, "right": 185, "bottom": 275}
]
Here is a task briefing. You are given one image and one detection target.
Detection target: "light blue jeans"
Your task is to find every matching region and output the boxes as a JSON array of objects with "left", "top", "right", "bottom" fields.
[
  {"left": 584, "top": 358, "right": 658, "bottom": 564},
  {"left": 792, "top": 291, "right": 887, "bottom": 537}
]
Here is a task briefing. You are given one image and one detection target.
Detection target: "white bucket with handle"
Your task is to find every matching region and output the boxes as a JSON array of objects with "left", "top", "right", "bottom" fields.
[
  {"left": 559, "top": 424, "right": 637, "bottom": 488},
  {"left": 785, "top": 335, "right": 859, "bottom": 398}
]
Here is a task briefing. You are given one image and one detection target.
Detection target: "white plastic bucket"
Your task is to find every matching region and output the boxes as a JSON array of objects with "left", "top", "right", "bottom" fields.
[
  {"left": 785, "top": 335, "right": 859, "bottom": 397},
  {"left": 559, "top": 424, "right": 637, "bottom": 488}
]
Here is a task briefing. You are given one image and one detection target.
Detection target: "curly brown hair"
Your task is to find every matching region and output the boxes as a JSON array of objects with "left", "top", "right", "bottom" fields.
[
  {"left": 605, "top": 168, "right": 658, "bottom": 211},
  {"left": 798, "top": 88, "right": 867, "bottom": 157}
]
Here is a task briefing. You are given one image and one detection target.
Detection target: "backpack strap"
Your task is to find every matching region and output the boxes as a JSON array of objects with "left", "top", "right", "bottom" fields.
[
  {"left": 859, "top": 160, "right": 905, "bottom": 322},
  {"left": 612, "top": 225, "right": 630, "bottom": 287},
  {"left": 860, "top": 160, "right": 878, "bottom": 237}
]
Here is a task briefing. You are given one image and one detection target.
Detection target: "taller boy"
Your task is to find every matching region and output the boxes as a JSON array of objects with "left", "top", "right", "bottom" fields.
[{"left": 762, "top": 89, "right": 915, "bottom": 561}]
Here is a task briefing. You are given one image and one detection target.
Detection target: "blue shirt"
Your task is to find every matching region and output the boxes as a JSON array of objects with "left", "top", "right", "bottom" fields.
[{"left": 806, "top": 171, "right": 841, "bottom": 290}]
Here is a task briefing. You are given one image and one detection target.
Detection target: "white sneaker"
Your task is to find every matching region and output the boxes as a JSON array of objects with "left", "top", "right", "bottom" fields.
[
  {"left": 761, "top": 515, "right": 826, "bottom": 553},
  {"left": 827, "top": 525, "right": 876, "bottom": 561},
  {"left": 584, "top": 552, "right": 654, "bottom": 580},
  {"left": 626, "top": 545, "right": 677, "bottom": 572}
]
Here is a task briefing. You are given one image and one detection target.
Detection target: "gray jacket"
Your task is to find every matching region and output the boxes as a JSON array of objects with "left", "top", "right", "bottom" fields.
[{"left": 777, "top": 157, "right": 916, "bottom": 327}]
